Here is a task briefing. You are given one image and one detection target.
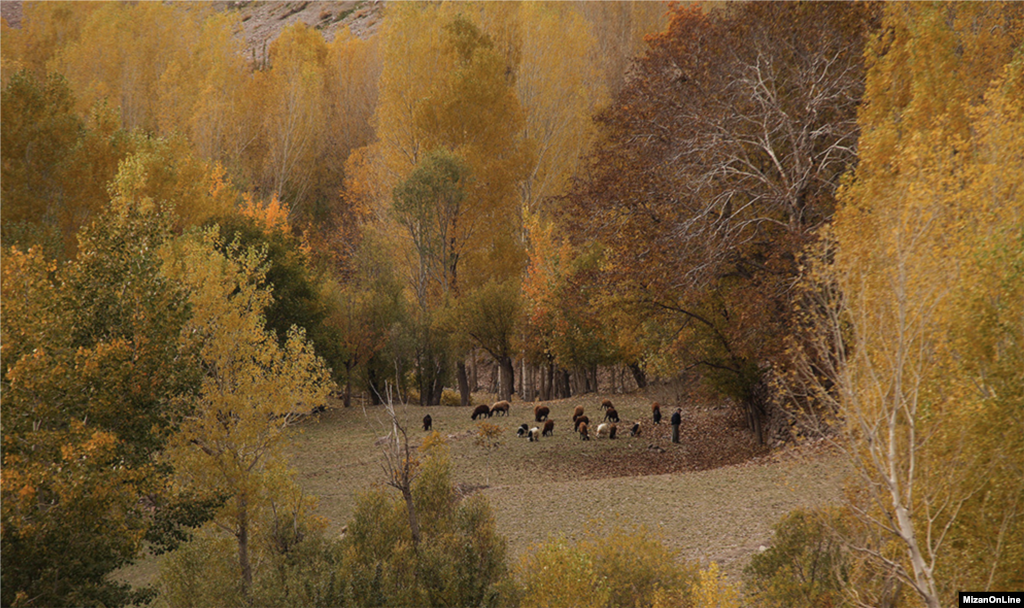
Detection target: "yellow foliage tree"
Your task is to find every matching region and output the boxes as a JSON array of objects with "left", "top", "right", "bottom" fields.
[
  {"left": 160, "top": 226, "right": 334, "bottom": 601},
  {"left": 822, "top": 3, "right": 1024, "bottom": 605}
]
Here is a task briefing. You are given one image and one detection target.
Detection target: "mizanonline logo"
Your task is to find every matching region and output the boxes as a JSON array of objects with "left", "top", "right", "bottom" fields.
[{"left": 960, "top": 593, "right": 1024, "bottom": 605}]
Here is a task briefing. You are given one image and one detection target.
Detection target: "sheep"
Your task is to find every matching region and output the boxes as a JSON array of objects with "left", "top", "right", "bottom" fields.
[
  {"left": 601, "top": 399, "right": 613, "bottom": 410},
  {"left": 517, "top": 423, "right": 529, "bottom": 437},
  {"left": 574, "top": 415, "right": 590, "bottom": 432},
  {"left": 534, "top": 405, "right": 550, "bottom": 422},
  {"left": 528, "top": 427, "right": 541, "bottom": 442},
  {"left": 596, "top": 423, "right": 610, "bottom": 438},
  {"left": 630, "top": 422, "right": 641, "bottom": 437},
  {"left": 604, "top": 406, "right": 619, "bottom": 423},
  {"left": 579, "top": 421, "right": 590, "bottom": 440},
  {"left": 543, "top": 419, "right": 555, "bottom": 437},
  {"left": 490, "top": 400, "right": 510, "bottom": 417},
  {"left": 471, "top": 404, "right": 492, "bottom": 420},
  {"left": 652, "top": 402, "right": 662, "bottom": 425},
  {"left": 571, "top": 405, "right": 585, "bottom": 421},
  {"left": 609, "top": 423, "right": 617, "bottom": 439},
  {"left": 423, "top": 414, "right": 432, "bottom": 431}
]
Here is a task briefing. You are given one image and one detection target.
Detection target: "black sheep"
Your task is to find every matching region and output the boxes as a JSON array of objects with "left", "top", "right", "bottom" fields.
[
  {"left": 630, "top": 422, "right": 641, "bottom": 437},
  {"left": 423, "top": 414, "right": 432, "bottom": 431}
]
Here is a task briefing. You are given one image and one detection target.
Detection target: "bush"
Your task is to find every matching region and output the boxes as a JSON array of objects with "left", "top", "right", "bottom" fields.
[
  {"left": 337, "top": 440, "right": 511, "bottom": 607},
  {"left": 518, "top": 521, "right": 698, "bottom": 608},
  {"left": 440, "top": 388, "right": 465, "bottom": 407},
  {"left": 743, "top": 507, "right": 848, "bottom": 608}
]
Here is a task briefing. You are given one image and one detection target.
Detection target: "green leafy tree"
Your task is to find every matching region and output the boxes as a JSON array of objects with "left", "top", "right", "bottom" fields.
[{"left": 1, "top": 181, "right": 203, "bottom": 606}]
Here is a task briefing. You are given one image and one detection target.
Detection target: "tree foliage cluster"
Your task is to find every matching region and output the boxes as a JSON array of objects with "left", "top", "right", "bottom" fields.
[
  {"left": 2, "top": 120, "right": 333, "bottom": 606},
  {"left": 557, "top": 1, "right": 878, "bottom": 439}
]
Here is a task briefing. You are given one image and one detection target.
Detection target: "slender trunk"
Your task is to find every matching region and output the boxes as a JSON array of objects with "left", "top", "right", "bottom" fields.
[
  {"left": 344, "top": 364, "right": 353, "bottom": 407},
  {"left": 471, "top": 349, "right": 478, "bottom": 392},
  {"left": 457, "top": 361, "right": 470, "bottom": 407},
  {"left": 402, "top": 486, "right": 421, "bottom": 549},
  {"left": 237, "top": 496, "right": 253, "bottom": 602}
]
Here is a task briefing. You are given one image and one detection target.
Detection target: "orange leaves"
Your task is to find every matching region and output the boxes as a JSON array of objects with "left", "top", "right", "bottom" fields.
[{"left": 240, "top": 192, "right": 291, "bottom": 235}]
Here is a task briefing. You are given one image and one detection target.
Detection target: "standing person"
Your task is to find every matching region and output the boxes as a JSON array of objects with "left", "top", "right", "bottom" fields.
[{"left": 671, "top": 408, "right": 682, "bottom": 444}]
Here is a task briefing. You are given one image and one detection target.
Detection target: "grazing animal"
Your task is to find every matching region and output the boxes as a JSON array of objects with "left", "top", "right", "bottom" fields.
[
  {"left": 579, "top": 421, "right": 590, "bottom": 440},
  {"left": 543, "top": 420, "right": 555, "bottom": 437},
  {"left": 630, "top": 422, "right": 641, "bottom": 437},
  {"left": 472, "top": 404, "right": 493, "bottom": 420},
  {"left": 528, "top": 427, "right": 541, "bottom": 442},
  {"left": 596, "top": 423, "right": 610, "bottom": 438},
  {"left": 652, "top": 403, "right": 662, "bottom": 425},
  {"left": 534, "top": 405, "right": 550, "bottom": 422},
  {"left": 571, "top": 405, "right": 585, "bottom": 421},
  {"left": 490, "top": 400, "right": 510, "bottom": 417},
  {"left": 517, "top": 423, "right": 530, "bottom": 437},
  {"left": 604, "top": 407, "right": 619, "bottom": 423},
  {"left": 601, "top": 399, "right": 613, "bottom": 410},
  {"left": 423, "top": 414, "right": 432, "bottom": 431},
  {"left": 574, "top": 415, "right": 590, "bottom": 432},
  {"left": 609, "top": 423, "right": 617, "bottom": 439}
]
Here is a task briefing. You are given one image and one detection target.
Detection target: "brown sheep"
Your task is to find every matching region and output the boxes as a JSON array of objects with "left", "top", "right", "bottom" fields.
[
  {"left": 534, "top": 405, "right": 550, "bottom": 422},
  {"left": 609, "top": 423, "right": 617, "bottom": 439},
  {"left": 423, "top": 414, "right": 432, "bottom": 431},
  {"left": 543, "top": 420, "right": 555, "bottom": 437},
  {"left": 652, "top": 403, "right": 662, "bottom": 425},
  {"left": 571, "top": 405, "right": 585, "bottom": 421},
  {"left": 574, "top": 415, "right": 590, "bottom": 432},
  {"left": 471, "top": 404, "right": 492, "bottom": 420},
  {"left": 604, "top": 407, "right": 619, "bottom": 423},
  {"left": 579, "top": 421, "right": 590, "bottom": 440},
  {"left": 601, "top": 399, "right": 613, "bottom": 410},
  {"left": 490, "top": 400, "right": 510, "bottom": 417}
]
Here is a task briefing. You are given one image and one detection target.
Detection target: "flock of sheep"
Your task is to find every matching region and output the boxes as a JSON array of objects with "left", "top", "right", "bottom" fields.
[{"left": 420, "top": 399, "right": 664, "bottom": 443}]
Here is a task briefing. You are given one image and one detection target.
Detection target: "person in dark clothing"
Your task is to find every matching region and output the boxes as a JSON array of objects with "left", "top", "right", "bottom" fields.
[{"left": 670, "top": 408, "right": 682, "bottom": 444}]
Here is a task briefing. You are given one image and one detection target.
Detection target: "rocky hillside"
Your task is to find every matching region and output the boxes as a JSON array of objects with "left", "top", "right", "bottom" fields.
[{"left": 1, "top": 1, "right": 385, "bottom": 52}]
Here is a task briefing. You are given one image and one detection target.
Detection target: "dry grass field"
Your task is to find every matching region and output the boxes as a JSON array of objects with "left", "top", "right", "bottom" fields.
[{"left": 288, "top": 392, "right": 849, "bottom": 580}]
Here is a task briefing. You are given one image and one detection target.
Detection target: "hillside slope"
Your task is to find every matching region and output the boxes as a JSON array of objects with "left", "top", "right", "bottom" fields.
[{"left": 0, "top": 1, "right": 384, "bottom": 52}]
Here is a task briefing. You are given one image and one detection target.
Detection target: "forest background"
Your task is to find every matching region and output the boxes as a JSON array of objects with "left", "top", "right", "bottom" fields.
[{"left": 1, "top": 1, "right": 1021, "bottom": 607}]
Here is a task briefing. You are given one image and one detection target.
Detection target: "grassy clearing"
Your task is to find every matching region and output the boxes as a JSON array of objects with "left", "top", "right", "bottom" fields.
[{"left": 288, "top": 392, "right": 848, "bottom": 579}]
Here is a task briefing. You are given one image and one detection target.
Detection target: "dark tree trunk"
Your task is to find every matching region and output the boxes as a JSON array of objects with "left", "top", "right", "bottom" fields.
[
  {"left": 457, "top": 361, "right": 471, "bottom": 407},
  {"left": 629, "top": 362, "right": 648, "bottom": 389},
  {"left": 498, "top": 355, "right": 515, "bottom": 402}
]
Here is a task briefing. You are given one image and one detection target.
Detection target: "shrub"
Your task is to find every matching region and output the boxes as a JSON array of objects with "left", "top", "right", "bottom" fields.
[
  {"left": 743, "top": 507, "right": 849, "bottom": 608},
  {"left": 440, "top": 388, "right": 465, "bottom": 407},
  {"left": 518, "top": 521, "right": 698, "bottom": 608}
]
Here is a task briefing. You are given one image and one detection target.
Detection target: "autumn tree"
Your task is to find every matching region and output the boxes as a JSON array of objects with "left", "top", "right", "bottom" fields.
[
  {"left": 0, "top": 176, "right": 206, "bottom": 607},
  {"left": 560, "top": 2, "right": 877, "bottom": 441},
  {"left": 803, "top": 4, "right": 1024, "bottom": 605},
  {"left": 340, "top": 437, "right": 510, "bottom": 607},
  {"left": 1, "top": 70, "right": 140, "bottom": 259},
  {"left": 160, "top": 225, "right": 334, "bottom": 602}
]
